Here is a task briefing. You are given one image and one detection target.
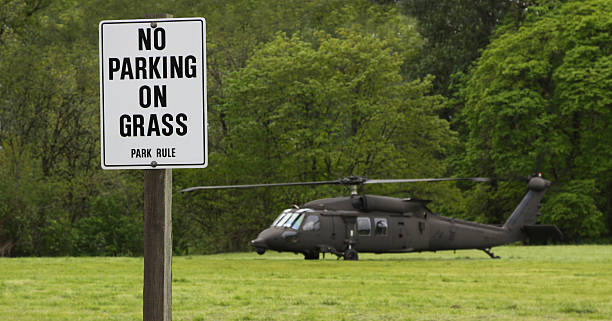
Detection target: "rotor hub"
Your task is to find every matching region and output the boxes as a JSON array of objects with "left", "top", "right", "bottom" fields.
[{"left": 338, "top": 176, "right": 368, "bottom": 186}]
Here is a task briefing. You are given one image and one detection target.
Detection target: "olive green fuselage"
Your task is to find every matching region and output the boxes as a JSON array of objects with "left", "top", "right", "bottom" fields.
[
  {"left": 250, "top": 177, "right": 557, "bottom": 259},
  {"left": 253, "top": 202, "right": 510, "bottom": 256}
]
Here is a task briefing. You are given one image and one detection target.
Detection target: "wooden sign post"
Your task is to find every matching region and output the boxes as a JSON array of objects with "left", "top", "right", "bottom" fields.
[{"left": 144, "top": 168, "right": 172, "bottom": 321}]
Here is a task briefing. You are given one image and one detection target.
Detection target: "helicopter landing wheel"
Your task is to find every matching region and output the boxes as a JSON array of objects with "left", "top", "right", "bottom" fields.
[
  {"left": 303, "top": 250, "right": 320, "bottom": 260},
  {"left": 343, "top": 249, "right": 359, "bottom": 261}
]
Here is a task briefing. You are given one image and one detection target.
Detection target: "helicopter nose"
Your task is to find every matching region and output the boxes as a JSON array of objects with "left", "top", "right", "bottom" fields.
[
  {"left": 251, "top": 228, "right": 272, "bottom": 254},
  {"left": 250, "top": 237, "right": 267, "bottom": 255},
  {"left": 251, "top": 237, "right": 267, "bottom": 249}
]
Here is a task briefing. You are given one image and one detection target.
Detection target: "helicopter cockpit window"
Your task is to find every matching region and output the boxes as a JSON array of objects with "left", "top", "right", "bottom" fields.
[
  {"left": 357, "top": 217, "right": 371, "bottom": 236},
  {"left": 271, "top": 209, "right": 292, "bottom": 227},
  {"left": 271, "top": 214, "right": 285, "bottom": 227},
  {"left": 301, "top": 214, "right": 320, "bottom": 231},
  {"left": 275, "top": 212, "right": 294, "bottom": 227},
  {"left": 374, "top": 218, "right": 388, "bottom": 236},
  {"left": 282, "top": 213, "right": 299, "bottom": 228},
  {"left": 284, "top": 213, "right": 306, "bottom": 229}
]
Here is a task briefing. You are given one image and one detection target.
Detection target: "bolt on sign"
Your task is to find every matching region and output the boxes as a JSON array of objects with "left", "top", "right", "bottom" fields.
[{"left": 99, "top": 18, "right": 207, "bottom": 169}]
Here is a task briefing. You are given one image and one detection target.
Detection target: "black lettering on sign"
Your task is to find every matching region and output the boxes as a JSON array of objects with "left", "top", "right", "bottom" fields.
[
  {"left": 131, "top": 148, "right": 152, "bottom": 158},
  {"left": 176, "top": 113, "right": 188, "bottom": 136},
  {"left": 154, "top": 85, "right": 166, "bottom": 107},
  {"left": 107, "top": 56, "right": 197, "bottom": 80},
  {"left": 119, "top": 114, "right": 189, "bottom": 137},
  {"left": 154, "top": 28, "right": 166, "bottom": 50},
  {"left": 138, "top": 27, "right": 166, "bottom": 51},
  {"left": 139, "top": 86, "right": 150, "bottom": 108},
  {"left": 120, "top": 114, "right": 146, "bottom": 137},
  {"left": 161, "top": 114, "right": 173, "bottom": 136},
  {"left": 148, "top": 57, "right": 161, "bottom": 79},
  {"left": 120, "top": 57, "right": 133, "bottom": 80},
  {"left": 156, "top": 148, "right": 176, "bottom": 158},
  {"left": 135, "top": 57, "right": 147, "bottom": 79},
  {"left": 109, "top": 58, "right": 120, "bottom": 80},
  {"left": 185, "top": 55, "right": 196, "bottom": 78},
  {"left": 120, "top": 114, "right": 131, "bottom": 137},
  {"left": 147, "top": 114, "right": 160, "bottom": 136},
  {"left": 133, "top": 114, "right": 145, "bottom": 136},
  {"left": 138, "top": 28, "right": 151, "bottom": 50},
  {"left": 139, "top": 85, "right": 166, "bottom": 108},
  {"left": 170, "top": 56, "right": 183, "bottom": 78}
]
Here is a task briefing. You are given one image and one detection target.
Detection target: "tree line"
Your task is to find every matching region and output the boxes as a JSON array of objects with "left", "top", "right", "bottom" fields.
[{"left": 0, "top": 0, "right": 609, "bottom": 256}]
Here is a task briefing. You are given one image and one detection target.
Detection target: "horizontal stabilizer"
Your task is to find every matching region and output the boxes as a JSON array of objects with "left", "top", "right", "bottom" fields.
[{"left": 523, "top": 225, "right": 563, "bottom": 244}]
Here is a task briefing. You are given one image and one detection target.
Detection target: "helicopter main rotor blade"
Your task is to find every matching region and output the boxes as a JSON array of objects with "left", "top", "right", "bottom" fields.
[
  {"left": 364, "top": 177, "right": 490, "bottom": 184},
  {"left": 180, "top": 176, "right": 490, "bottom": 193},
  {"left": 180, "top": 180, "right": 342, "bottom": 193}
]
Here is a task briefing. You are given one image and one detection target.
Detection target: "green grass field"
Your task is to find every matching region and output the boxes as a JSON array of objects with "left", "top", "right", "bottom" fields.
[{"left": 0, "top": 245, "right": 611, "bottom": 320}]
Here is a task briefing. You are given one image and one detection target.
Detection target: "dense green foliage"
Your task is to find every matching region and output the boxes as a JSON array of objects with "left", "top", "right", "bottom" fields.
[
  {"left": 0, "top": 0, "right": 609, "bottom": 256},
  {"left": 0, "top": 0, "right": 144, "bottom": 256},
  {"left": 1, "top": 246, "right": 611, "bottom": 320},
  {"left": 456, "top": 0, "right": 611, "bottom": 240}
]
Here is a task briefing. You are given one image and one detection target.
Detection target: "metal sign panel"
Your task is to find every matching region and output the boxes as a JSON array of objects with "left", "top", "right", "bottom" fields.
[{"left": 99, "top": 18, "right": 207, "bottom": 169}]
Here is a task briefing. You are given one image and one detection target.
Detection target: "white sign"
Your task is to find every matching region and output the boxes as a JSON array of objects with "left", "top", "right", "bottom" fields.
[{"left": 99, "top": 18, "right": 207, "bottom": 169}]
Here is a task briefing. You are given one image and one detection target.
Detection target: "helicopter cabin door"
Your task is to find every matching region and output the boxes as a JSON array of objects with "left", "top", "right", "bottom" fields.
[
  {"left": 317, "top": 214, "right": 344, "bottom": 251},
  {"left": 343, "top": 217, "right": 357, "bottom": 250},
  {"left": 354, "top": 216, "right": 391, "bottom": 252}
]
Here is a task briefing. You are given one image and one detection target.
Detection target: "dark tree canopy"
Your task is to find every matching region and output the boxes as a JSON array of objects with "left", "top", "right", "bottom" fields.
[{"left": 400, "top": 0, "right": 514, "bottom": 96}]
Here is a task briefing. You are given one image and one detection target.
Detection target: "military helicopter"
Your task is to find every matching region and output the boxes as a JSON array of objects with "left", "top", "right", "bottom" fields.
[{"left": 181, "top": 174, "right": 562, "bottom": 260}]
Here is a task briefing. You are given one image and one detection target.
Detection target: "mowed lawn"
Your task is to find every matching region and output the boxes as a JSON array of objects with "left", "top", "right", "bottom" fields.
[{"left": 0, "top": 245, "right": 611, "bottom": 320}]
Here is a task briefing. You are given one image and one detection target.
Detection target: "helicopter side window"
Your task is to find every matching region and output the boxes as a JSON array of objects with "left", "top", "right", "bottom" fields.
[
  {"left": 357, "top": 217, "right": 371, "bottom": 236},
  {"left": 302, "top": 214, "right": 320, "bottom": 231},
  {"left": 374, "top": 218, "right": 388, "bottom": 236},
  {"left": 291, "top": 214, "right": 304, "bottom": 230}
]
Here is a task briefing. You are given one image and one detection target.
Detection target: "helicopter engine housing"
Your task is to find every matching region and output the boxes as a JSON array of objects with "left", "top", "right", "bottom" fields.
[{"left": 351, "top": 195, "right": 424, "bottom": 214}]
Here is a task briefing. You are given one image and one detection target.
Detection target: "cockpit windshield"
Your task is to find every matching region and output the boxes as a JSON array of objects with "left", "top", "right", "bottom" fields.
[
  {"left": 271, "top": 209, "right": 291, "bottom": 227},
  {"left": 271, "top": 209, "right": 312, "bottom": 230},
  {"left": 276, "top": 213, "right": 293, "bottom": 227},
  {"left": 281, "top": 213, "right": 298, "bottom": 227}
]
